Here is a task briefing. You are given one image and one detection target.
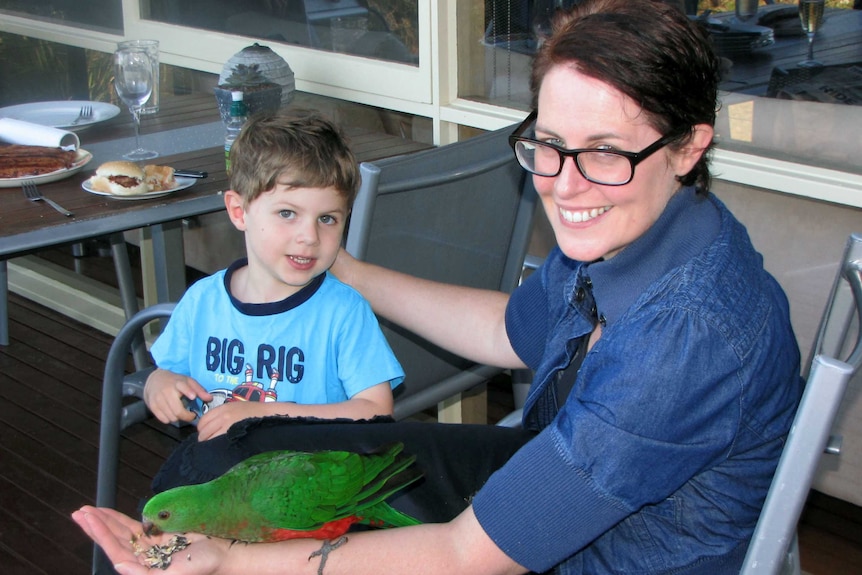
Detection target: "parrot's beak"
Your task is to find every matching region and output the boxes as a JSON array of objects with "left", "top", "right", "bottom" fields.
[{"left": 142, "top": 520, "right": 161, "bottom": 537}]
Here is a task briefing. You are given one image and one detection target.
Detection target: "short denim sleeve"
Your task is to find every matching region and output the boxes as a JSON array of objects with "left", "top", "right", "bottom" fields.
[{"left": 505, "top": 268, "right": 550, "bottom": 369}]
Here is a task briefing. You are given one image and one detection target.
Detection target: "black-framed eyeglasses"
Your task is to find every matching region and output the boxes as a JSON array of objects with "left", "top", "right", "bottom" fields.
[{"left": 508, "top": 110, "right": 685, "bottom": 186}]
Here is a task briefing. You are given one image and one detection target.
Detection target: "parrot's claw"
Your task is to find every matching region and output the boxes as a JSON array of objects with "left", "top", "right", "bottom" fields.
[{"left": 308, "top": 536, "right": 348, "bottom": 575}]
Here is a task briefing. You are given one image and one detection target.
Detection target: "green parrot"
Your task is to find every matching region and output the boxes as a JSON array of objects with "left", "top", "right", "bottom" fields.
[{"left": 141, "top": 442, "right": 423, "bottom": 543}]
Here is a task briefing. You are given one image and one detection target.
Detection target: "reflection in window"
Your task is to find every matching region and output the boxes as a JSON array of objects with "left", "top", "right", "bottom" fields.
[
  {"left": 0, "top": 0, "right": 122, "bottom": 33},
  {"left": 458, "top": 0, "right": 862, "bottom": 175},
  {"left": 0, "top": 32, "right": 115, "bottom": 106},
  {"left": 144, "top": 0, "right": 419, "bottom": 65},
  {"left": 694, "top": 1, "right": 861, "bottom": 104}
]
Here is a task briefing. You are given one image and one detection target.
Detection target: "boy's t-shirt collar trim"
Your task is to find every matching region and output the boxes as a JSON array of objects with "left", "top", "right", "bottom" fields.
[{"left": 222, "top": 257, "right": 326, "bottom": 316}]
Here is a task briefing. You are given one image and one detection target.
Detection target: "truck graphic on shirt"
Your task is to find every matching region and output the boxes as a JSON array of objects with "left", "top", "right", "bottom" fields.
[{"left": 197, "top": 363, "right": 278, "bottom": 416}]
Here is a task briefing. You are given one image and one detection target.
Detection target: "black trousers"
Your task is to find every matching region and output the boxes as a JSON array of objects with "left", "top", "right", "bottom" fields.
[{"left": 152, "top": 416, "right": 537, "bottom": 524}]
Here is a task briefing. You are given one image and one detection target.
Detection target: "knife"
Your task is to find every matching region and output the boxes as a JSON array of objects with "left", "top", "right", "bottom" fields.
[{"left": 174, "top": 170, "right": 208, "bottom": 178}]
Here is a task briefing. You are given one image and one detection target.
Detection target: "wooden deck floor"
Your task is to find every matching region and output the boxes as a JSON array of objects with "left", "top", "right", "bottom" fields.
[
  {"left": 1, "top": 248, "right": 861, "bottom": 575},
  {"left": 0, "top": 289, "right": 195, "bottom": 574}
]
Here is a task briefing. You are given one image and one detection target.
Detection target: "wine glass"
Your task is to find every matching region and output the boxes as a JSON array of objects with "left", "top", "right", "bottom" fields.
[
  {"left": 798, "top": 0, "right": 826, "bottom": 68},
  {"left": 113, "top": 47, "right": 158, "bottom": 160}
]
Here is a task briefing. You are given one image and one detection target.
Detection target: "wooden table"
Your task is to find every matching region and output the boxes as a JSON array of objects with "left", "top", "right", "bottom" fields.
[
  {"left": 77, "top": 91, "right": 223, "bottom": 144},
  {"left": 719, "top": 7, "right": 862, "bottom": 96},
  {"left": 0, "top": 92, "right": 432, "bottom": 344}
]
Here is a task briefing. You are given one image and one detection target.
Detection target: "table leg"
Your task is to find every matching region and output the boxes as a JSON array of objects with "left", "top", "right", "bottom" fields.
[
  {"left": 150, "top": 220, "right": 187, "bottom": 303},
  {"left": 109, "top": 233, "right": 148, "bottom": 369}
]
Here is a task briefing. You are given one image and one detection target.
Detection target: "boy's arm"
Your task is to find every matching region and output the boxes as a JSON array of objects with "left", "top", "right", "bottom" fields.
[{"left": 195, "top": 382, "right": 394, "bottom": 441}]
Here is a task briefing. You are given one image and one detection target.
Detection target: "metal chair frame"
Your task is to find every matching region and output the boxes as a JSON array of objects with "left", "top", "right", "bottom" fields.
[
  {"left": 344, "top": 124, "right": 537, "bottom": 421},
  {"left": 740, "top": 233, "right": 862, "bottom": 575}
]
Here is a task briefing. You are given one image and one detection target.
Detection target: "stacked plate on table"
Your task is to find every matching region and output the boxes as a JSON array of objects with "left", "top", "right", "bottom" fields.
[
  {"left": 690, "top": 13, "right": 775, "bottom": 58},
  {"left": 0, "top": 100, "right": 120, "bottom": 131}
]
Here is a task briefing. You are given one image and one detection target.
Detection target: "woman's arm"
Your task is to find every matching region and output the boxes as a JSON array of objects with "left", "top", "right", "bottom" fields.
[
  {"left": 224, "top": 507, "right": 527, "bottom": 575},
  {"left": 74, "top": 505, "right": 528, "bottom": 575},
  {"left": 331, "top": 249, "right": 525, "bottom": 369}
]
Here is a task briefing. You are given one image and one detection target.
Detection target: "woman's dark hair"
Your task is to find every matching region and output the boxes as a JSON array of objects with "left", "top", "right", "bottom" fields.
[{"left": 531, "top": 0, "right": 721, "bottom": 193}]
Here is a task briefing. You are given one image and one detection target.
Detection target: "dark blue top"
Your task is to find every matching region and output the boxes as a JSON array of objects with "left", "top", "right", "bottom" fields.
[{"left": 472, "top": 187, "right": 802, "bottom": 574}]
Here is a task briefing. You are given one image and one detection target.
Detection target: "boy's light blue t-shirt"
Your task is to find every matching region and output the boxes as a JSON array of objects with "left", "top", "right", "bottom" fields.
[{"left": 151, "top": 261, "right": 404, "bottom": 414}]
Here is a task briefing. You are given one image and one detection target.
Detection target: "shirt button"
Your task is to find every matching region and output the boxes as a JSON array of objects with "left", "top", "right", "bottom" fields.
[{"left": 576, "top": 287, "right": 586, "bottom": 302}]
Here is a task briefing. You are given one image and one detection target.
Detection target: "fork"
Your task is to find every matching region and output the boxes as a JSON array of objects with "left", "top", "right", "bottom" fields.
[
  {"left": 22, "top": 180, "right": 73, "bottom": 217},
  {"left": 70, "top": 105, "right": 93, "bottom": 126}
]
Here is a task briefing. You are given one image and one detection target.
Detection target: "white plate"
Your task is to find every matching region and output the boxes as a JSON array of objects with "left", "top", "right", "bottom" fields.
[
  {"left": 81, "top": 176, "right": 197, "bottom": 200},
  {"left": 0, "top": 100, "right": 121, "bottom": 131},
  {"left": 0, "top": 149, "right": 93, "bottom": 188}
]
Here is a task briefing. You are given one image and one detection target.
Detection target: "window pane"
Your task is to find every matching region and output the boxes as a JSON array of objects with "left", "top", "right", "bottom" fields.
[
  {"left": 458, "top": 0, "right": 537, "bottom": 109},
  {"left": 703, "top": 0, "right": 862, "bottom": 176},
  {"left": 144, "top": 0, "right": 419, "bottom": 65},
  {"left": 457, "top": 0, "right": 862, "bottom": 176},
  {"left": 0, "top": 32, "right": 115, "bottom": 106},
  {"left": 0, "top": 0, "right": 122, "bottom": 33}
]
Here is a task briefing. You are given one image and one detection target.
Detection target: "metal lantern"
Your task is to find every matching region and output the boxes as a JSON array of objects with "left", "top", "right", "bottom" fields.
[{"left": 219, "top": 43, "right": 295, "bottom": 106}]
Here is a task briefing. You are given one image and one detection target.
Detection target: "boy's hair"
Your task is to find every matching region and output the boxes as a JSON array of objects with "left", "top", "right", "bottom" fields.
[{"left": 229, "top": 110, "right": 360, "bottom": 207}]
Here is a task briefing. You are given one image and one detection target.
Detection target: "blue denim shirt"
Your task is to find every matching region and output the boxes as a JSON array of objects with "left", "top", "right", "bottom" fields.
[{"left": 472, "top": 188, "right": 802, "bottom": 574}]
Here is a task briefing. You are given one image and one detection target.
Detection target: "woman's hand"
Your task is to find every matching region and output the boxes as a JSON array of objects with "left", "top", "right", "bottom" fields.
[
  {"left": 329, "top": 247, "right": 358, "bottom": 287},
  {"left": 72, "top": 506, "right": 230, "bottom": 575}
]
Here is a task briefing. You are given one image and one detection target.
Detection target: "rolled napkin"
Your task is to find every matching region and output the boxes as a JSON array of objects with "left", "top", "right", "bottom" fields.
[{"left": 0, "top": 117, "right": 80, "bottom": 150}]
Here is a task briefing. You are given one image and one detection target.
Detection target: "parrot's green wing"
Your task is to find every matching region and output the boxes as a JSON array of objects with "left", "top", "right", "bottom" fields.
[{"left": 243, "top": 442, "right": 421, "bottom": 529}]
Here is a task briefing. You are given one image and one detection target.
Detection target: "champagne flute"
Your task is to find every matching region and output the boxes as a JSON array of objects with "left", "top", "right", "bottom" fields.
[
  {"left": 113, "top": 47, "right": 158, "bottom": 160},
  {"left": 798, "top": 0, "right": 826, "bottom": 68}
]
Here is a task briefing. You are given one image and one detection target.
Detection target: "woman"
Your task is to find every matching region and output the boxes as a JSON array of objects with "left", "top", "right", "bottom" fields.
[{"left": 74, "top": 1, "right": 802, "bottom": 573}]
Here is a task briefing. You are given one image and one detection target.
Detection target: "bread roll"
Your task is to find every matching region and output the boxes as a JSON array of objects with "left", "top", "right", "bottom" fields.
[
  {"left": 87, "top": 160, "right": 148, "bottom": 196},
  {"left": 144, "top": 164, "right": 177, "bottom": 191}
]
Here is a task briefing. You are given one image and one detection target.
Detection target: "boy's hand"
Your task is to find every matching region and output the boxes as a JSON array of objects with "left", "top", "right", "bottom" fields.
[
  {"left": 144, "top": 369, "right": 213, "bottom": 425},
  {"left": 196, "top": 401, "right": 263, "bottom": 441}
]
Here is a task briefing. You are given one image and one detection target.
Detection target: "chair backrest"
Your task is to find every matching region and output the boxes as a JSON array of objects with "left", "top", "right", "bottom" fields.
[
  {"left": 93, "top": 302, "right": 175, "bottom": 574},
  {"left": 96, "top": 302, "right": 176, "bottom": 511},
  {"left": 345, "top": 124, "right": 537, "bottom": 420},
  {"left": 740, "top": 233, "right": 862, "bottom": 575}
]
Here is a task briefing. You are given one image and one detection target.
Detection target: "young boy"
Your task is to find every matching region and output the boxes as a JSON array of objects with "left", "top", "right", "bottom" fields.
[{"left": 143, "top": 111, "right": 404, "bottom": 442}]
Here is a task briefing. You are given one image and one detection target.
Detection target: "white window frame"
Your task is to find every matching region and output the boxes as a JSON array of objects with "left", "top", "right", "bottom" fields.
[{"left": 1, "top": 0, "right": 436, "bottom": 115}]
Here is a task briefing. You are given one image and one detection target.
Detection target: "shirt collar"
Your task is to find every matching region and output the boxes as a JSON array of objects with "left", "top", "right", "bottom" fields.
[
  {"left": 585, "top": 187, "right": 720, "bottom": 327},
  {"left": 223, "top": 258, "right": 326, "bottom": 316}
]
